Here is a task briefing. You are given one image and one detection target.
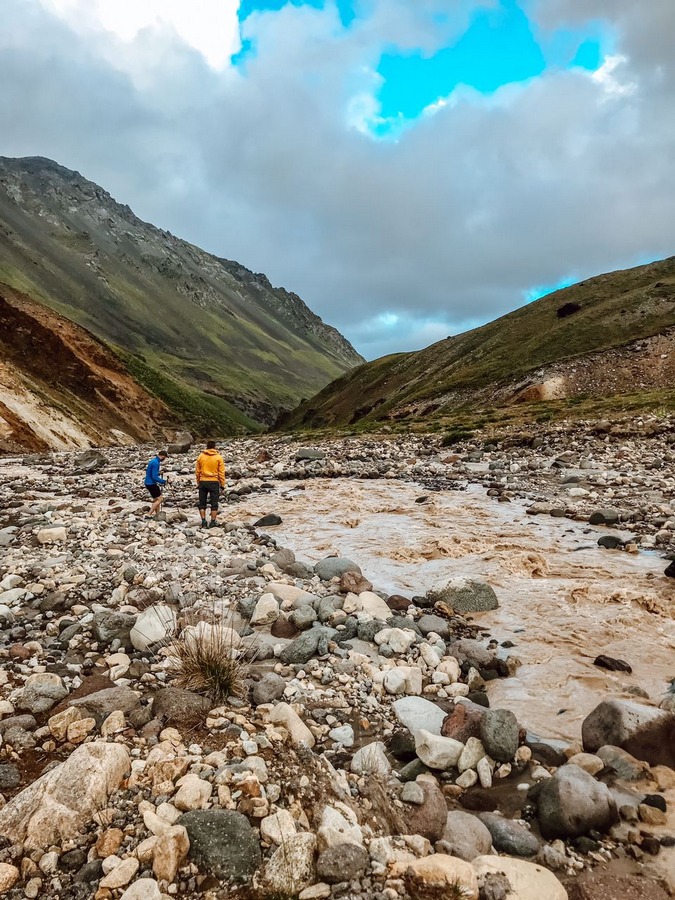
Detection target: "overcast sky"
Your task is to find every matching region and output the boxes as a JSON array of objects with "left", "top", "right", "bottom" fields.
[{"left": 2, "top": 0, "right": 674, "bottom": 359}]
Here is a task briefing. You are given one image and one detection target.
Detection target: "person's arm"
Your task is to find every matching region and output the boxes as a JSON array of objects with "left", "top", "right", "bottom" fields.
[
  {"left": 218, "top": 456, "right": 225, "bottom": 488},
  {"left": 195, "top": 455, "right": 202, "bottom": 485},
  {"left": 156, "top": 459, "right": 166, "bottom": 486}
]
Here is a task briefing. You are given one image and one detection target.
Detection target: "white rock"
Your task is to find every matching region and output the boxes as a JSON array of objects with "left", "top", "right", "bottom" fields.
[
  {"left": 0, "top": 588, "right": 26, "bottom": 606},
  {"left": 358, "top": 591, "right": 393, "bottom": 620},
  {"left": 130, "top": 605, "right": 177, "bottom": 651},
  {"left": 392, "top": 697, "right": 446, "bottom": 735},
  {"left": 267, "top": 583, "right": 316, "bottom": 607},
  {"left": 120, "top": 879, "right": 163, "bottom": 900},
  {"left": 437, "top": 656, "right": 461, "bottom": 682},
  {"left": 384, "top": 669, "right": 407, "bottom": 695},
  {"left": 375, "top": 628, "right": 417, "bottom": 654},
  {"left": 264, "top": 832, "right": 317, "bottom": 896},
  {"left": 0, "top": 743, "right": 130, "bottom": 850},
  {"left": 0, "top": 575, "right": 22, "bottom": 591},
  {"left": 173, "top": 774, "right": 212, "bottom": 811},
  {"left": 473, "top": 856, "right": 568, "bottom": 900},
  {"left": 250, "top": 593, "right": 280, "bottom": 626},
  {"left": 477, "top": 757, "right": 493, "bottom": 789},
  {"left": 350, "top": 741, "right": 391, "bottom": 776},
  {"left": 99, "top": 857, "right": 139, "bottom": 890},
  {"left": 318, "top": 805, "right": 363, "bottom": 849},
  {"left": 37, "top": 527, "right": 67, "bottom": 544},
  {"left": 419, "top": 643, "right": 442, "bottom": 669},
  {"left": 456, "top": 769, "right": 478, "bottom": 788},
  {"left": 458, "top": 738, "right": 486, "bottom": 773},
  {"left": 261, "top": 810, "right": 297, "bottom": 846},
  {"left": 328, "top": 724, "right": 354, "bottom": 746},
  {"left": 415, "top": 730, "right": 463, "bottom": 770},
  {"left": 269, "top": 703, "right": 315, "bottom": 748}
]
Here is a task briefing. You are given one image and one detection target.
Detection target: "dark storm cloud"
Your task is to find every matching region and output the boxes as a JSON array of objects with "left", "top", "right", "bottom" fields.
[{"left": 2, "top": 0, "right": 674, "bottom": 359}]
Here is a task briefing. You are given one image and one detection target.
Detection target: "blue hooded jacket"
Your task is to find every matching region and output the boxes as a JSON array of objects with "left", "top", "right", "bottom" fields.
[{"left": 144, "top": 456, "right": 166, "bottom": 487}]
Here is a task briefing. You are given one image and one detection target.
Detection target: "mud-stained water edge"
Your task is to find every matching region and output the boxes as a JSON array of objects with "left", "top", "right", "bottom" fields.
[{"left": 237, "top": 479, "right": 675, "bottom": 744}]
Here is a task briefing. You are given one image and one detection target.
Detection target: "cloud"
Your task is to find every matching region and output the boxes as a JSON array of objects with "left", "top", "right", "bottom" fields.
[{"left": 1, "top": 0, "right": 674, "bottom": 360}]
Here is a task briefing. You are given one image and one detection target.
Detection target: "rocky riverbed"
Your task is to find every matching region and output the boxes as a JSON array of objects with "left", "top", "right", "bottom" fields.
[{"left": 0, "top": 423, "right": 673, "bottom": 900}]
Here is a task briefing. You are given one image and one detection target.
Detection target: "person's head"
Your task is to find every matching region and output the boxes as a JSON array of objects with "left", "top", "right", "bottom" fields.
[
  {"left": 206, "top": 440, "right": 216, "bottom": 450},
  {"left": 158, "top": 450, "right": 168, "bottom": 460}
]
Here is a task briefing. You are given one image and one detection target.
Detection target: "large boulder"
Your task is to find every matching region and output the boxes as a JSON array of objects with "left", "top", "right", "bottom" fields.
[
  {"left": 393, "top": 697, "right": 447, "bottom": 736},
  {"left": 403, "top": 777, "right": 447, "bottom": 842},
  {"left": 180, "top": 809, "right": 260, "bottom": 882},
  {"left": 582, "top": 700, "right": 675, "bottom": 767},
  {"left": 479, "top": 708, "right": 520, "bottom": 763},
  {"left": 427, "top": 578, "right": 499, "bottom": 614},
  {"left": 314, "top": 557, "right": 361, "bottom": 581},
  {"left": 12, "top": 673, "right": 68, "bottom": 715},
  {"left": 473, "top": 856, "right": 568, "bottom": 900},
  {"left": 0, "top": 743, "right": 129, "bottom": 850},
  {"left": 74, "top": 449, "right": 107, "bottom": 472},
  {"left": 477, "top": 812, "right": 539, "bottom": 857},
  {"left": 263, "top": 832, "right": 317, "bottom": 895},
  {"left": 438, "top": 810, "right": 492, "bottom": 861},
  {"left": 168, "top": 432, "right": 193, "bottom": 454},
  {"left": 279, "top": 627, "right": 336, "bottom": 665},
  {"left": 130, "top": 605, "right": 177, "bottom": 652},
  {"left": 537, "top": 765, "right": 618, "bottom": 839}
]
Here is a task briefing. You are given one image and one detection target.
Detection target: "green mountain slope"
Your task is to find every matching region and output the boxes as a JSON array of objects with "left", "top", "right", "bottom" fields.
[
  {"left": 282, "top": 256, "right": 675, "bottom": 430},
  {"left": 0, "top": 156, "right": 363, "bottom": 432}
]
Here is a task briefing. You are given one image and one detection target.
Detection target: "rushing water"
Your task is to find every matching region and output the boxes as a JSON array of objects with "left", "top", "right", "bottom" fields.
[{"left": 239, "top": 478, "right": 675, "bottom": 744}]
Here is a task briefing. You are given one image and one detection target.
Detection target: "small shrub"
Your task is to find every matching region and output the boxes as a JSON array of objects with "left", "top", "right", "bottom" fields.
[
  {"left": 440, "top": 428, "right": 474, "bottom": 447},
  {"left": 165, "top": 618, "right": 247, "bottom": 704}
]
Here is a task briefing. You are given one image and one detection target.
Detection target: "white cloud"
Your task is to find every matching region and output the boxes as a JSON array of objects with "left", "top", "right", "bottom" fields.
[
  {"left": 2, "top": 0, "right": 675, "bottom": 360},
  {"left": 42, "top": 0, "right": 241, "bottom": 69}
]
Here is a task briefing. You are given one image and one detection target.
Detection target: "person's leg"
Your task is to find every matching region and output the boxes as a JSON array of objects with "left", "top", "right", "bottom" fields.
[
  {"left": 209, "top": 483, "right": 219, "bottom": 525},
  {"left": 198, "top": 483, "right": 208, "bottom": 526}
]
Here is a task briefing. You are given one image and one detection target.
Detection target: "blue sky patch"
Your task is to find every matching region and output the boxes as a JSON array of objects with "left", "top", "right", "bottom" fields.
[{"left": 375, "top": 1, "right": 603, "bottom": 125}]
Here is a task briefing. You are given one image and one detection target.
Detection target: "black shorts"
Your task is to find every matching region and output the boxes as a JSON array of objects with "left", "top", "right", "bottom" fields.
[
  {"left": 198, "top": 481, "right": 220, "bottom": 510},
  {"left": 146, "top": 484, "right": 162, "bottom": 499}
]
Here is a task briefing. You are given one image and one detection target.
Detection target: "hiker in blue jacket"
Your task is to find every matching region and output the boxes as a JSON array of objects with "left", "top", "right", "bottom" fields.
[{"left": 144, "top": 450, "right": 169, "bottom": 518}]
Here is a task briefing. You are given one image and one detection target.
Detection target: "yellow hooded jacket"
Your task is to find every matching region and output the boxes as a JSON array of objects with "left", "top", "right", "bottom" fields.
[{"left": 195, "top": 448, "right": 225, "bottom": 488}]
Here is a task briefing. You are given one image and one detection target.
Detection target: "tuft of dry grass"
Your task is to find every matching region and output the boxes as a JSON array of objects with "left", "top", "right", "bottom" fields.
[{"left": 164, "top": 618, "right": 248, "bottom": 704}]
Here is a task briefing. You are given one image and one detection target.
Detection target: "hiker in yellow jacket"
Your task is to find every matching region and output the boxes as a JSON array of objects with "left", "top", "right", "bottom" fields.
[{"left": 195, "top": 441, "right": 226, "bottom": 528}]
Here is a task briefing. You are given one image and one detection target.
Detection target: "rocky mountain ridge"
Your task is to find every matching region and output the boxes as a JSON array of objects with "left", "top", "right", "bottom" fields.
[
  {"left": 0, "top": 156, "right": 363, "bottom": 430},
  {"left": 282, "top": 256, "right": 675, "bottom": 431}
]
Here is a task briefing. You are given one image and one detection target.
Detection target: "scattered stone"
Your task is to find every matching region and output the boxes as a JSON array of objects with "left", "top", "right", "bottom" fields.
[
  {"left": 537, "top": 765, "right": 618, "bottom": 839},
  {"left": 316, "top": 842, "right": 368, "bottom": 883},
  {"left": 438, "top": 810, "right": 492, "bottom": 861},
  {"left": 180, "top": 809, "right": 261, "bottom": 882},
  {"left": 427, "top": 577, "right": 499, "bottom": 613},
  {"left": 582, "top": 700, "right": 675, "bottom": 766},
  {"left": 479, "top": 708, "right": 519, "bottom": 763},
  {"left": 594, "top": 655, "right": 632, "bottom": 673},
  {"left": 478, "top": 812, "right": 540, "bottom": 857},
  {"left": 473, "top": 856, "right": 568, "bottom": 900}
]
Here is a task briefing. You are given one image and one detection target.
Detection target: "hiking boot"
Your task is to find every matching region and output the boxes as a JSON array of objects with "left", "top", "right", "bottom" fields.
[
  {"left": 209, "top": 520, "right": 219, "bottom": 528},
  {"left": 201, "top": 519, "right": 208, "bottom": 528}
]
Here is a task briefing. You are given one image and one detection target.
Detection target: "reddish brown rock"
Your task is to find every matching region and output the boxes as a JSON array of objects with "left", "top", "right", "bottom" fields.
[
  {"left": 441, "top": 702, "right": 485, "bottom": 743},
  {"left": 339, "top": 571, "right": 373, "bottom": 595}
]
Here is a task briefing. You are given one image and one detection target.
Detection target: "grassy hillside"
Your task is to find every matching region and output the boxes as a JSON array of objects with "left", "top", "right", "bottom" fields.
[
  {"left": 282, "top": 255, "right": 675, "bottom": 430},
  {"left": 0, "top": 156, "right": 363, "bottom": 430}
]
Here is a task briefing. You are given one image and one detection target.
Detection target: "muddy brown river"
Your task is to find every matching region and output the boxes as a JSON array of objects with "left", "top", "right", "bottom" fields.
[{"left": 239, "top": 478, "right": 675, "bottom": 745}]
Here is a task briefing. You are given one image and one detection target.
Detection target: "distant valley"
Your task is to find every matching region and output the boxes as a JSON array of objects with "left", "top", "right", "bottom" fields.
[{"left": 0, "top": 156, "right": 363, "bottom": 446}]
